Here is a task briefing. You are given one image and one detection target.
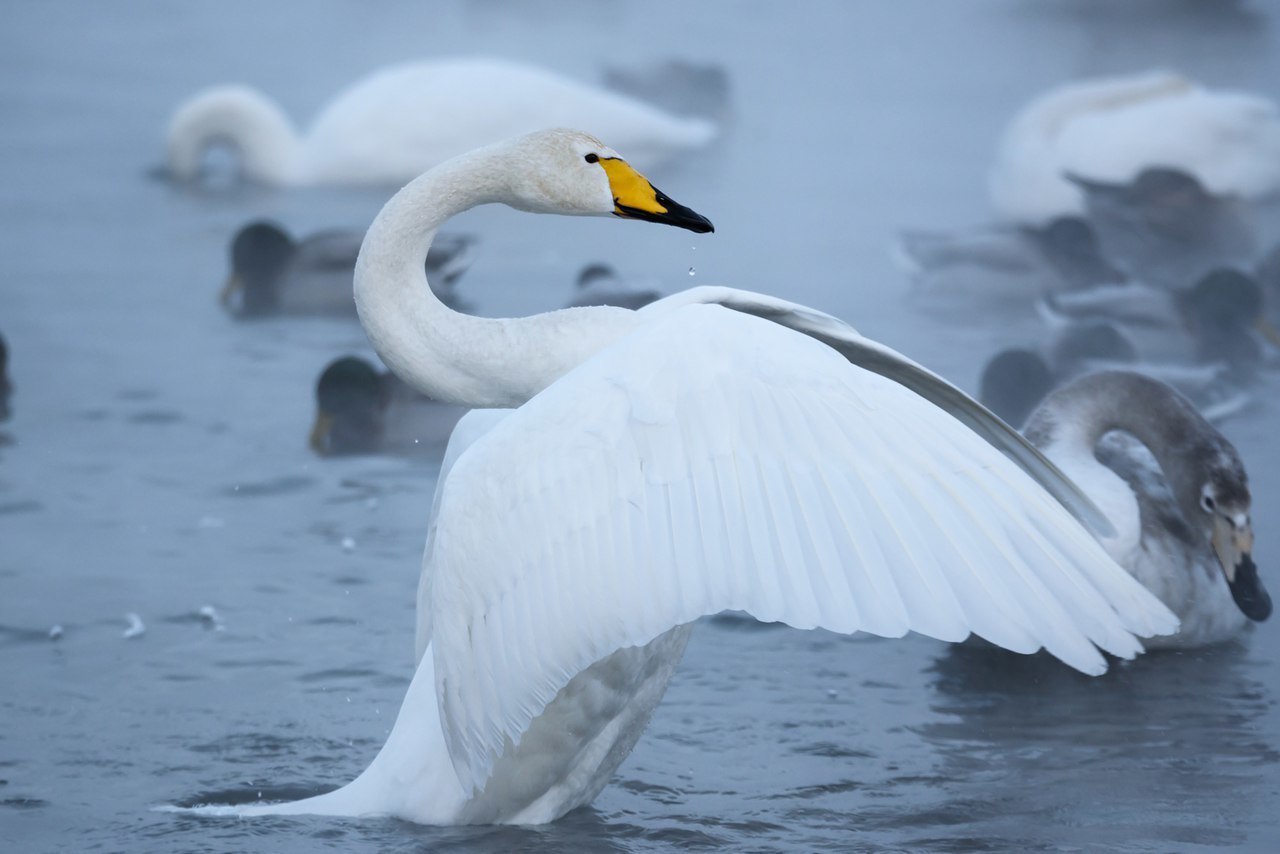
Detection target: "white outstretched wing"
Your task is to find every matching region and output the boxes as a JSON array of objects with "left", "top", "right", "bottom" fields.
[
  {"left": 427, "top": 303, "right": 1176, "bottom": 793},
  {"left": 650, "top": 286, "right": 1115, "bottom": 538}
]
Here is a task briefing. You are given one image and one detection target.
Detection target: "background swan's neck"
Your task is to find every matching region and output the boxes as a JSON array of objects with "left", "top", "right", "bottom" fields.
[
  {"left": 166, "top": 86, "right": 303, "bottom": 184},
  {"left": 1025, "top": 372, "right": 1214, "bottom": 524},
  {"left": 354, "top": 146, "right": 638, "bottom": 408}
]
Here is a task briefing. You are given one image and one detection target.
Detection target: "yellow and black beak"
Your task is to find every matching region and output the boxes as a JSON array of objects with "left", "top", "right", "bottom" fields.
[
  {"left": 1212, "top": 516, "right": 1271, "bottom": 621},
  {"left": 220, "top": 272, "right": 244, "bottom": 308},
  {"left": 597, "top": 157, "right": 714, "bottom": 234},
  {"left": 309, "top": 410, "right": 334, "bottom": 456}
]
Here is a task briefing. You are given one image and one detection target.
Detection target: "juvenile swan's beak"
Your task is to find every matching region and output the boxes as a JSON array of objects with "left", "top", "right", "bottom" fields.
[
  {"left": 1212, "top": 516, "right": 1271, "bottom": 621},
  {"left": 598, "top": 157, "right": 714, "bottom": 234}
]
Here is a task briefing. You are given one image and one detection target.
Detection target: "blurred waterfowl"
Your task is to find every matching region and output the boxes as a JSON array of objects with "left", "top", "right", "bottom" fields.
[
  {"left": 0, "top": 331, "right": 11, "bottom": 421},
  {"left": 166, "top": 57, "right": 717, "bottom": 187},
  {"left": 221, "top": 221, "right": 474, "bottom": 317},
  {"left": 309, "top": 356, "right": 466, "bottom": 458},
  {"left": 205, "top": 129, "right": 1175, "bottom": 826},
  {"left": 565, "top": 262, "right": 663, "bottom": 309},
  {"left": 896, "top": 215, "right": 1126, "bottom": 304},
  {"left": 979, "top": 322, "right": 1138, "bottom": 428},
  {"left": 1025, "top": 371, "right": 1270, "bottom": 646},
  {"left": 979, "top": 323, "right": 1248, "bottom": 430},
  {"left": 601, "top": 58, "right": 731, "bottom": 120},
  {"left": 1067, "top": 167, "right": 1255, "bottom": 288},
  {"left": 1041, "top": 267, "right": 1277, "bottom": 375},
  {"left": 989, "top": 70, "right": 1280, "bottom": 225}
]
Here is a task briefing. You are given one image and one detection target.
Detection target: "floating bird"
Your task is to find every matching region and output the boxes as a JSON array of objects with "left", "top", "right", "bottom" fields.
[
  {"left": 197, "top": 130, "right": 1174, "bottom": 826},
  {"left": 601, "top": 58, "right": 731, "bottom": 120},
  {"left": 0, "top": 331, "right": 11, "bottom": 421},
  {"left": 166, "top": 58, "right": 717, "bottom": 187},
  {"left": 979, "top": 322, "right": 1138, "bottom": 428},
  {"left": 564, "top": 262, "right": 664, "bottom": 309},
  {"left": 221, "top": 221, "right": 473, "bottom": 317},
  {"left": 1041, "top": 267, "right": 1276, "bottom": 375},
  {"left": 309, "top": 356, "right": 466, "bottom": 458},
  {"left": 1024, "top": 371, "right": 1270, "bottom": 646},
  {"left": 896, "top": 215, "right": 1126, "bottom": 305},
  {"left": 1067, "top": 168, "right": 1255, "bottom": 288},
  {"left": 989, "top": 70, "right": 1280, "bottom": 225}
]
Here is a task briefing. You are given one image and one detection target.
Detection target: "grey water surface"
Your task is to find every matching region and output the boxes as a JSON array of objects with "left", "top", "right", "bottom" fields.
[{"left": 2, "top": 1, "right": 1279, "bottom": 851}]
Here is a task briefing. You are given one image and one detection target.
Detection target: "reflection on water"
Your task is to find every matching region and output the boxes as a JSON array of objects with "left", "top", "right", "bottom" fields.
[{"left": 917, "top": 639, "right": 1277, "bottom": 849}]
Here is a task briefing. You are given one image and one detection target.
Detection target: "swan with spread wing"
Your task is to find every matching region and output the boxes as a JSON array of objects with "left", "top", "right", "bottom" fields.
[{"left": 199, "top": 129, "right": 1177, "bottom": 825}]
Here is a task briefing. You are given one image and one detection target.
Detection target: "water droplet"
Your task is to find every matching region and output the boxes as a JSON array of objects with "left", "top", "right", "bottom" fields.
[{"left": 688, "top": 266, "right": 696, "bottom": 277}]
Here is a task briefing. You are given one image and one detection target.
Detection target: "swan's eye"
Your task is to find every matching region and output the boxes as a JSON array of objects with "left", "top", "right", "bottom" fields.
[
  {"left": 1201, "top": 494, "right": 1216, "bottom": 513},
  {"left": 584, "top": 153, "right": 599, "bottom": 164}
]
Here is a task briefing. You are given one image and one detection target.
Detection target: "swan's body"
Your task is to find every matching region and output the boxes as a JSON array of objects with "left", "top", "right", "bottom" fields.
[
  {"left": 222, "top": 221, "right": 473, "bottom": 316},
  {"left": 197, "top": 130, "right": 1179, "bottom": 826},
  {"left": 166, "top": 59, "right": 717, "bottom": 187},
  {"left": 1025, "top": 372, "right": 1270, "bottom": 647},
  {"left": 989, "top": 71, "right": 1280, "bottom": 224}
]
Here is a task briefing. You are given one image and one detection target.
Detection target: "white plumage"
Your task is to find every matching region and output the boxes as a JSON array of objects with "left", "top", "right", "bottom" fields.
[
  {"left": 165, "top": 58, "right": 717, "bottom": 187},
  {"left": 197, "top": 129, "right": 1177, "bottom": 825},
  {"left": 989, "top": 70, "right": 1280, "bottom": 224}
]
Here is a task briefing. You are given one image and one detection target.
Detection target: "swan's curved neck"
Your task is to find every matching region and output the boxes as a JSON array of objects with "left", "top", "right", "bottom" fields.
[
  {"left": 166, "top": 86, "right": 303, "bottom": 185},
  {"left": 1024, "top": 372, "right": 1212, "bottom": 520},
  {"left": 354, "top": 145, "right": 638, "bottom": 408}
]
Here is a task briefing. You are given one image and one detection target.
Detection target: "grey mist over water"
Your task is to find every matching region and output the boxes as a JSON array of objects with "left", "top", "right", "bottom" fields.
[{"left": 2, "top": 1, "right": 1279, "bottom": 851}]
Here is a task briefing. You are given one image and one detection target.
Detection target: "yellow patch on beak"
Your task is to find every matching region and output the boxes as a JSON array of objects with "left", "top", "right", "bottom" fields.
[
  {"left": 598, "top": 157, "right": 666, "bottom": 217},
  {"left": 309, "top": 411, "right": 334, "bottom": 456},
  {"left": 592, "top": 156, "right": 715, "bottom": 234},
  {"left": 220, "top": 272, "right": 244, "bottom": 307}
]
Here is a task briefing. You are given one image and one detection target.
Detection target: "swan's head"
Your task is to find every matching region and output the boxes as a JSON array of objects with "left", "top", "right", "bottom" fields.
[
  {"left": 1199, "top": 466, "right": 1270, "bottom": 622},
  {"left": 498, "top": 129, "right": 714, "bottom": 233},
  {"left": 310, "top": 356, "right": 390, "bottom": 456}
]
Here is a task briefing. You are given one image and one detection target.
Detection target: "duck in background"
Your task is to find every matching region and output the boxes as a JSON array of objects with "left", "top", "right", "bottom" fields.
[
  {"left": 564, "top": 263, "right": 664, "bottom": 310},
  {"left": 1067, "top": 167, "right": 1256, "bottom": 289},
  {"left": 166, "top": 57, "right": 718, "bottom": 188},
  {"left": 979, "top": 322, "right": 1137, "bottom": 428},
  {"left": 220, "top": 220, "right": 474, "bottom": 317},
  {"left": 988, "top": 70, "right": 1280, "bottom": 226},
  {"left": 1040, "top": 267, "right": 1277, "bottom": 377},
  {"left": 309, "top": 356, "right": 466, "bottom": 458},
  {"left": 1023, "top": 371, "right": 1270, "bottom": 647},
  {"left": 600, "top": 59, "right": 731, "bottom": 121},
  {"left": 0, "top": 331, "right": 11, "bottom": 422},
  {"left": 895, "top": 215, "right": 1126, "bottom": 306},
  {"left": 308, "top": 264, "right": 668, "bottom": 457}
]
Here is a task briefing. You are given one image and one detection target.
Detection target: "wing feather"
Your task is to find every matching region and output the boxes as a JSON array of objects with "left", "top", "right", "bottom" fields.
[{"left": 428, "top": 304, "right": 1176, "bottom": 792}]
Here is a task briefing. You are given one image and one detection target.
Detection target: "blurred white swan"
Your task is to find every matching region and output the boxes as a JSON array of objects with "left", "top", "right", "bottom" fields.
[
  {"left": 166, "top": 58, "right": 717, "bottom": 187},
  {"left": 1024, "top": 371, "right": 1270, "bottom": 647},
  {"left": 196, "top": 129, "right": 1175, "bottom": 825},
  {"left": 989, "top": 70, "right": 1280, "bottom": 224}
]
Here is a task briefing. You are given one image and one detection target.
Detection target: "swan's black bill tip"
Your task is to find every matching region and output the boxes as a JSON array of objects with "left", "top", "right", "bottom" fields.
[{"left": 1230, "top": 554, "right": 1271, "bottom": 622}]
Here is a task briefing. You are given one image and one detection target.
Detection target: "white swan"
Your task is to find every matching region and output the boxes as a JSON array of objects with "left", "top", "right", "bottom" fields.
[
  {"left": 989, "top": 70, "right": 1280, "bottom": 224},
  {"left": 1024, "top": 371, "right": 1270, "bottom": 647},
  {"left": 165, "top": 58, "right": 717, "bottom": 187},
  {"left": 201, "top": 129, "right": 1178, "bottom": 825}
]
